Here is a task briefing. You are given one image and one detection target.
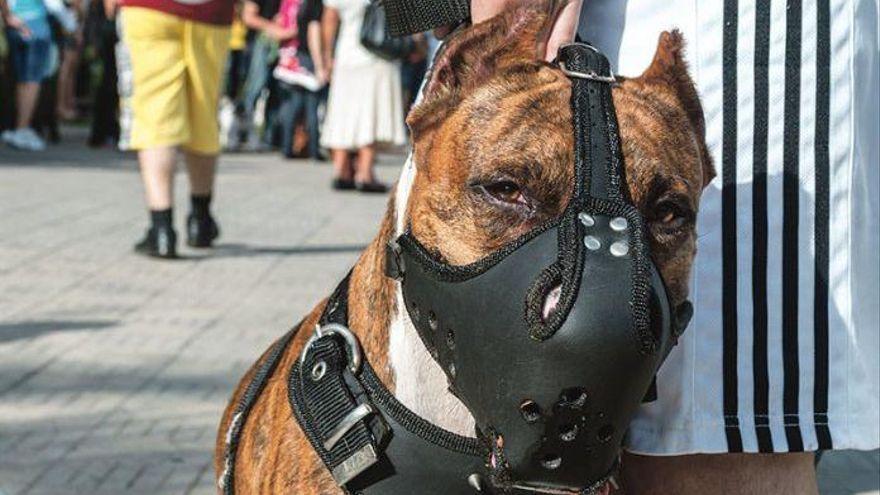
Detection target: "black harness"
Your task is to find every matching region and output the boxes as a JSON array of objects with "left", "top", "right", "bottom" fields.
[{"left": 220, "top": 44, "right": 693, "bottom": 495}]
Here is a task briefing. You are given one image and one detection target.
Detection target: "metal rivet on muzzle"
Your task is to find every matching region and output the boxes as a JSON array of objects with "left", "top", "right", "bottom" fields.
[
  {"left": 610, "top": 241, "right": 629, "bottom": 257},
  {"left": 446, "top": 328, "right": 455, "bottom": 349},
  {"left": 584, "top": 236, "right": 601, "bottom": 250},
  {"left": 519, "top": 399, "right": 542, "bottom": 424},
  {"left": 578, "top": 212, "right": 595, "bottom": 227},
  {"left": 610, "top": 217, "right": 629, "bottom": 231}
]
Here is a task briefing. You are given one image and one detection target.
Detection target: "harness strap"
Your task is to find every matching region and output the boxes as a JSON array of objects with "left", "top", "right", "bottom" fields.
[
  {"left": 380, "top": 0, "right": 471, "bottom": 36},
  {"left": 219, "top": 324, "right": 301, "bottom": 494}
]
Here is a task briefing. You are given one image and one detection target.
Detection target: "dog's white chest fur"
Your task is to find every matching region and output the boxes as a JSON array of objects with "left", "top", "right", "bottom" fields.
[
  {"left": 388, "top": 156, "right": 475, "bottom": 437},
  {"left": 388, "top": 290, "right": 475, "bottom": 436}
]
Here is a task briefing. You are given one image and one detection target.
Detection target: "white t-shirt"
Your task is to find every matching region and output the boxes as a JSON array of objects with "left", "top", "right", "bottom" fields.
[{"left": 579, "top": 0, "right": 879, "bottom": 454}]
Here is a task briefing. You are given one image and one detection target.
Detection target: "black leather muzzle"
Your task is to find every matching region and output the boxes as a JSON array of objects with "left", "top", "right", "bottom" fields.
[{"left": 386, "top": 44, "right": 693, "bottom": 493}]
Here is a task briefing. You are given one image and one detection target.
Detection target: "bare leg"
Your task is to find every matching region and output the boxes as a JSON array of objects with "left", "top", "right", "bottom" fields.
[
  {"left": 618, "top": 452, "right": 818, "bottom": 495},
  {"left": 15, "top": 82, "right": 41, "bottom": 129},
  {"left": 57, "top": 48, "right": 81, "bottom": 118},
  {"left": 138, "top": 147, "right": 177, "bottom": 210},
  {"left": 183, "top": 151, "right": 217, "bottom": 196},
  {"left": 331, "top": 148, "right": 353, "bottom": 180},
  {"left": 354, "top": 144, "right": 376, "bottom": 183}
]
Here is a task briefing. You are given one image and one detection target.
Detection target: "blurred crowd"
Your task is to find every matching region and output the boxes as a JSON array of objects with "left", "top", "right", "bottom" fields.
[{"left": 0, "top": 0, "right": 432, "bottom": 183}]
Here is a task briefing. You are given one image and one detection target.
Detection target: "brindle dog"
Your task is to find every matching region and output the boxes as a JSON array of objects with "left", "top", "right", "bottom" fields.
[{"left": 214, "top": 1, "right": 714, "bottom": 493}]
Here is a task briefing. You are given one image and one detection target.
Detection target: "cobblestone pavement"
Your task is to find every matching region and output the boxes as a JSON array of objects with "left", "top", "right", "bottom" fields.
[{"left": 1, "top": 135, "right": 877, "bottom": 495}]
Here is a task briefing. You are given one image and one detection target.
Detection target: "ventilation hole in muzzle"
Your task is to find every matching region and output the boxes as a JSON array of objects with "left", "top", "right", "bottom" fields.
[
  {"left": 558, "top": 387, "right": 589, "bottom": 410},
  {"left": 540, "top": 454, "right": 562, "bottom": 470},
  {"left": 428, "top": 311, "right": 438, "bottom": 331},
  {"left": 597, "top": 424, "right": 615, "bottom": 443},
  {"left": 542, "top": 283, "right": 563, "bottom": 323},
  {"left": 519, "top": 400, "right": 542, "bottom": 424},
  {"left": 447, "top": 362, "right": 456, "bottom": 379},
  {"left": 558, "top": 423, "right": 579, "bottom": 442},
  {"left": 445, "top": 328, "right": 455, "bottom": 349}
]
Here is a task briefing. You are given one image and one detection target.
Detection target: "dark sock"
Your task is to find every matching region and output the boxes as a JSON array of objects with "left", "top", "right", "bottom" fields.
[
  {"left": 191, "top": 194, "right": 212, "bottom": 219},
  {"left": 150, "top": 208, "right": 173, "bottom": 230}
]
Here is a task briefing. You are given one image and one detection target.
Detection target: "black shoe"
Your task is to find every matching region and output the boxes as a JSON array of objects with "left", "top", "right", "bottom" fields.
[
  {"left": 355, "top": 181, "right": 389, "bottom": 194},
  {"left": 331, "top": 178, "right": 356, "bottom": 191},
  {"left": 134, "top": 225, "right": 177, "bottom": 259},
  {"left": 187, "top": 214, "right": 220, "bottom": 248}
]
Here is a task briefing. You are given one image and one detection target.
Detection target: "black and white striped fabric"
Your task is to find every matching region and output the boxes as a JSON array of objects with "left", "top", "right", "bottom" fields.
[{"left": 580, "top": 0, "right": 879, "bottom": 454}]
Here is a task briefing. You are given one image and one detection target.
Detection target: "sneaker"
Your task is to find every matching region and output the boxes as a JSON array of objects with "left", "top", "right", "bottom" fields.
[
  {"left": 1, "top": 130, "right": 13, "bottom": 146},
  {"left": 5, "top": 128, "right": 47, "bottom": 151}
]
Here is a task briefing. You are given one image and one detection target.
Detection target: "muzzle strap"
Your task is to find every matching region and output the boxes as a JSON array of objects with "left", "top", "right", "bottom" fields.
[{"left": 558, "top": 44, "right": 625, "bottom": 204}]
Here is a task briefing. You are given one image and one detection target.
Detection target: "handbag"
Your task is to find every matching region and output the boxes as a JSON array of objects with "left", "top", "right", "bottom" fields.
[{"left": 359, "top": 1, "right": 415, "bottom": 61}]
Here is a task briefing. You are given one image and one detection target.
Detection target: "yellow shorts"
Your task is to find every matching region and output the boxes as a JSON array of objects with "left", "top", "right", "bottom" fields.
[{"left": 121, "top": 7, "right": 231, "bottom": 154}]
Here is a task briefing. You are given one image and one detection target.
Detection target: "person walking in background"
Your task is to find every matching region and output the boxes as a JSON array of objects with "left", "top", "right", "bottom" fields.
[
  {"left": 54, "top": 0, "right": 82, "bottom": 121},
  {"left": 1, "top": 0, "right": 52, "bottom": 150},
  {"left": 86, "top": 0, "right": 120, "bottom": 147},
  {"left": 119, "top": 0, "right": 233, "bottom": 258},
  {"left": 273, "top": 0, "right": 324, "bottom": 161},
  {"left": 236, "top": 0, "right": 294, "bottom": 151},
  {"left": 320, "top": 0, "right": 405, "bottom": 193}
]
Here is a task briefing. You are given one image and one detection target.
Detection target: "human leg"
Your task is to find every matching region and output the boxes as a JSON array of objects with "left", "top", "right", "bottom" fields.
[
  {"left": 353, "top": 144, "right": 387, "bottom": 193},
  {"left": 303, "top": 90, "right": 321, "bottom": 159},
  {"left": 183, "top": 151, "right": 220, "bottom": 247},
  {"left": 134, "top": 146, "right": 178, "bottom": 258},
  {"left": 5, "top": 30, "right": 50, "bottom": 150},
  {"left": 180, "top": 18, "right": 229, "bottom": 247},
  {"left": 278, "top": 84, "right": 305, "bottom": 158},
  {"left": 618, "top": 451, "right": 818, "bottom": 495},
  {"left": 330, "top": 148, "right": 354, "bottom": 190},
  {"left": 15, "top": 81, "right": 40, "bottom": 129},
  {"left": 121, "top": 7, "right": 190, "bottom": 258}
]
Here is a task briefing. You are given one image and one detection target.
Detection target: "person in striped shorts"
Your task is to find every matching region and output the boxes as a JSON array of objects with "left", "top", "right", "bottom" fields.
[{"left": 416, "top": 0, "right": 879, "bottom": 492}]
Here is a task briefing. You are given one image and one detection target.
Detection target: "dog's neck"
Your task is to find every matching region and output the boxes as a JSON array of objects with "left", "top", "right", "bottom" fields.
[
  {"left": 345, "top": 158, "right": 475, "bottom": 437},
  {"left": 388, "top": 157, "right": 476, "bottom": 436}
]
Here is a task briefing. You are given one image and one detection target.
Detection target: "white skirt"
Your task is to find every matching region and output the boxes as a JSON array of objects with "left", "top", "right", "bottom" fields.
[{"left": 321, "top": 61, "right": 407, "bottom": 150}]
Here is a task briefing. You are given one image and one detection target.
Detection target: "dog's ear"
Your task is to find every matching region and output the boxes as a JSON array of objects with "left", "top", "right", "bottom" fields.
[
  {"left": 640, "top": 30, "right": 716, "bottom": 188},
  {"left": 407, "top": 0, "right": 569, "bottom": 135}
]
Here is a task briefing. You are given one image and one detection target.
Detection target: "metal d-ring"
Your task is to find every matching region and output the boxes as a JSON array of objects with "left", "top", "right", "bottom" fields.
[{"left": 300, "top": 323, "right": 363, "bottom": 374}]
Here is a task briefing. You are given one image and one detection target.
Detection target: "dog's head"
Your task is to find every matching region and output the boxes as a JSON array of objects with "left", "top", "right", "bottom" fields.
[{"left": 405, "top": 0, "right": 714, "bottom": 305}]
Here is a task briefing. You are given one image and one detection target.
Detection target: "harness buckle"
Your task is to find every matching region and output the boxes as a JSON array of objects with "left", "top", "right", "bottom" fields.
[
  {"left": 300, "top": 323, "right": 363, "bottom": 374},
  {"left": 557, "top": 43, "right": 617, "bottom": 83}
]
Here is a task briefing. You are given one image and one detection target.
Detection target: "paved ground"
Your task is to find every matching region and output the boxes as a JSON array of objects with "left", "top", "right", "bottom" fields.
[{"left": 0, "top": 132, "right": 877, "bottom": 495}]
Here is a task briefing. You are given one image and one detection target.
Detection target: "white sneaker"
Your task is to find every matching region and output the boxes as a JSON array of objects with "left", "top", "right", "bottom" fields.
[
  {"left": 8, "top": 128, "right": 47, "bottom": 151},
  {"left": 1, "top": 129, "right": 14, "bottom": 145}
]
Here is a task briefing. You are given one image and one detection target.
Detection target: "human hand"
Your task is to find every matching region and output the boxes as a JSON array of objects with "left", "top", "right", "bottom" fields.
[
  {"left": 436, "top": 0, "right": 582, "bottom": 61},
  {"left": 267, "top": 23, "right": 297, "bottom": 41},
  {"left": 4, "top": 14, "right": 31, "bottom": 38}
]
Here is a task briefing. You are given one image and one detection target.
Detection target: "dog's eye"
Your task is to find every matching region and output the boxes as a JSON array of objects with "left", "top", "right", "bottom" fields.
[
  {"left": 651, "top": 199, "right": 692, "bottom": 231},
  {"left": 482, "top": 180, "right": 526, "bottom": 205}
]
